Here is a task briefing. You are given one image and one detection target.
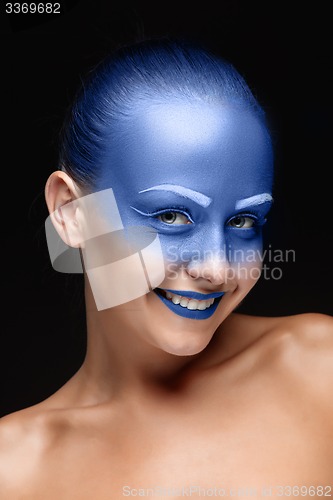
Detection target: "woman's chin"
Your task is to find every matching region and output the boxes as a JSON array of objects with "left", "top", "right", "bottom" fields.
[
  {"left": 141, "top": 290, "right": 220, "bottom": 356},
  {"left": 154, "top": 330, "right": 213, "bottom": 357},
  {"left": 163, "top": 345, "right": 208, "bottom": 357}
]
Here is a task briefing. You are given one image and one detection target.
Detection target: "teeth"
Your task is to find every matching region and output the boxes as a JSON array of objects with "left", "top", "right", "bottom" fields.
[
  {"left": 164, "top": 291, "right": 215, "bottom": 310},
  {"left": 187, "top": 299, "right": 199, "bottom": 310},
  {"left": 197, "top": 301, "right": 207, "bottom": 310}
]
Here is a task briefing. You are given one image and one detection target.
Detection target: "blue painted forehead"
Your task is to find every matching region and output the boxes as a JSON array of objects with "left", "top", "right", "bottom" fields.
[{"left": 58, "top": 38, "right": 272, "bottom": 191}]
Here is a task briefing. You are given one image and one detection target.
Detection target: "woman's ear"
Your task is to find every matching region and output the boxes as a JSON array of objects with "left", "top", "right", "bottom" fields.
[{"left": 45, "top": 170, "right": 83, "bottom": 248}]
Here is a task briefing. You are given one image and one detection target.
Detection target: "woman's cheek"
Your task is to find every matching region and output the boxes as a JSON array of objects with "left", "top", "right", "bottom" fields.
[{"left": 223, "top": 233, "right": 263, "bottom": 287}]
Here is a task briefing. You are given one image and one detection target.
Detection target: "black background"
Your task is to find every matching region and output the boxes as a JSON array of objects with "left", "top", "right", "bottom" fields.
[{"left": 1, "top": 1, "right": 332, "bottom": 417}]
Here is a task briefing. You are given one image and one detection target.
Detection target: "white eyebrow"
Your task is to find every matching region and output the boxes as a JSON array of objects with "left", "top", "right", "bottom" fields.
[
  {"left": 235, "top": 193, "right": 273, "bottom": 210},
  {"left": 139, "top": 184, "right": 212, "bottom": 208}
]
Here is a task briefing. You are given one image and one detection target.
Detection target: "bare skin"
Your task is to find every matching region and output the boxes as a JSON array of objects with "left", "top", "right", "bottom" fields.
[{"left": 1, "top": 306, "right": 333, "bottom": 500}]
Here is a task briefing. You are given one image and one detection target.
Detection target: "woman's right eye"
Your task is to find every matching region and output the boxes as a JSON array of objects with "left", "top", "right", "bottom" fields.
[
  {"left": 158, "top": 212, "right": 192, "bottom": 225},
  {"left": 228, "top": 215, "right": 256, "bottom": 229}
]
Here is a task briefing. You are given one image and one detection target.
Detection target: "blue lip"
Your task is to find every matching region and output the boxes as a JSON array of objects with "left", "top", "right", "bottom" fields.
[
  {"left": 162, "top": 289, "right": 225, "bottom": 300},
  {"left": 154, "top": 289, "right": 225, "bottom": 321}
]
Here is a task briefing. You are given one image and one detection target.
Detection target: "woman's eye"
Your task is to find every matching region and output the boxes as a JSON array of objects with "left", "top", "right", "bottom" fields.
[
  {"left": 228, "top": 216, "right": 256, "bottom": 229},
  {"left": 158, "top": 212, "right": 191, "bottom": 225}
]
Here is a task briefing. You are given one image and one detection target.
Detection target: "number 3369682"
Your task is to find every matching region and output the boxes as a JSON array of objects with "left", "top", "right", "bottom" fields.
[{"left": 5, "top": 3, "right": 61, "bottom": 14}]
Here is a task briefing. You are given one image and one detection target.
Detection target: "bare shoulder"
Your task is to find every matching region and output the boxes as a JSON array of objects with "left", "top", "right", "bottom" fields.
[
  {"left": 211, "top": 312, "right": 333, "bottom": 370},
  {"left": 226, "top": 311, "right": 333, "bottom": 389},
  {"left": 229, "top": 310, "right": 333, "bottom": 342},
  {"left": 285, "top": 311, "right": 333, "bottom": 369},
  {"left": 276, "top": 311, "right": 333, "bottom": 336},
  {"left": 0, "top": 408, "right": 39, "bottom": 497},
  {"left": 257, "top": 312, "right": 333, "bottom": 410},
  {"left": 0, "top": 405, "right": 52, "bottom": 495},
  {"left": 261, "top": 312, "right": 333, "bottom": 351},
  {"left": 0, "top": 402, "right": 73, "bottom": 498}
]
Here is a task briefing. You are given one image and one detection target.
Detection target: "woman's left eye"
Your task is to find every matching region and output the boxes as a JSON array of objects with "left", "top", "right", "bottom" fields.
[
  {"left": 157, "top": 212, "right": 192, "bottom": 225},
  {"left": 228, "top": 216, "right": 256, "bottom": 229}
]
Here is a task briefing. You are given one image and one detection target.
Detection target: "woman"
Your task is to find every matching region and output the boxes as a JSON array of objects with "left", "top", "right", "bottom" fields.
[{"left": 1, "top": 38, "right": 332, "bottom": 499}]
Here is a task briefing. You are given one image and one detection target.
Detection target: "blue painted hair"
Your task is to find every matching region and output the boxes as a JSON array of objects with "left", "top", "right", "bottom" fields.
[{"left": 59, "top": 38, "right": 268, "bottom": 192}]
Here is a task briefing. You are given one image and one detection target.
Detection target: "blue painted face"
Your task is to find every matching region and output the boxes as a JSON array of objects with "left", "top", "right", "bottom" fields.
[{"left": 90, "top": 100, "right": 273, "bottom": 341}]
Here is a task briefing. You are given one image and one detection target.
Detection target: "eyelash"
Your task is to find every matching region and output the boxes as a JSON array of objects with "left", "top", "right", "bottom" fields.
[
  {"left": 228, "top": 211, "right": 267, "bottom": 227},
  {"left": 131, "top": 206, "right": 267, "bottom": 227},
  {"left": 133, "top": 206, "right": 195, "bottom": 223}
]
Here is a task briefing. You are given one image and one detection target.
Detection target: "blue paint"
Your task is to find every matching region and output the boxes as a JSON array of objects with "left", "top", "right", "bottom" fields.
[
  {"left": 58, "top": 39, "right": 269, "bottom": 193},
  {"left": 154, "top": 290, "right": 225, "bottom": 321},
  {"left": 96, "top": 102, "right": 273, "bottom": 265},
  {"left": 57, "top": 39, "right": 274, "bottom": 321},
  {"left": 93, "top": 102, "right": 273, "bottom": 321}
]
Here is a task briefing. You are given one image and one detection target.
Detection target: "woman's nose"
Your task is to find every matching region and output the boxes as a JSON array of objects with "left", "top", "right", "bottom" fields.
[
  {"left": 180, "top": 224, "right": 234, "bottom": 286},
  {"left": 186, "top": 253, "right": 230, "bottom": 286}
]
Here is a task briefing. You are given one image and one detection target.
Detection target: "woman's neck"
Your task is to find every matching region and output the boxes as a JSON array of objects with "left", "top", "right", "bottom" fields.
[{"left": 76, "top": 287, "right": 208, "bottom": 405}]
